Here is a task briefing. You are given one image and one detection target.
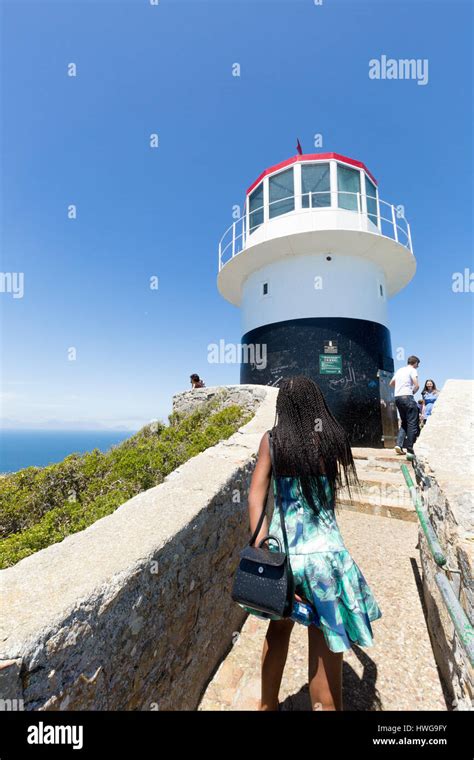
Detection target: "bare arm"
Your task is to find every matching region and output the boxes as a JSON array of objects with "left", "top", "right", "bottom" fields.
[
  {"left": 247, "top": 431, "right": 272, "bottom": 548},
  {"left": 389, "top": 376, "right": 395, "bottom": 387}
]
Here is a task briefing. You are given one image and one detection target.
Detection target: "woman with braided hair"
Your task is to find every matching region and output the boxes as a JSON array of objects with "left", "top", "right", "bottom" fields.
[{"left": 246, "top": 375, "right": 382, "bottom": 711}]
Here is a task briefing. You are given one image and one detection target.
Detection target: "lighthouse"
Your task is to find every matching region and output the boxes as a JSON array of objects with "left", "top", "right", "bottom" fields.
[{"left": 217, "top": 152, "right": 416, "bottom": 447}]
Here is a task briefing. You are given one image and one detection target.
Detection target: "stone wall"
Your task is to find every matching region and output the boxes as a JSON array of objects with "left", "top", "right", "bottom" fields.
[
  {"left": 414, "top": 379, "right": 474, "bottom": 711},
  {"left": 0, "top": 385, "right": 278, "bottom": 711}
]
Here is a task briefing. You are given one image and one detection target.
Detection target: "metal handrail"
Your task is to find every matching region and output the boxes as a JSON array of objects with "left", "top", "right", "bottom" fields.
[
  {"left": 218, "top": 190, "right": 413, "bottom": 272},
  {"left": 401, "top": 463, "right": 474, "bottom": 668},
  {"left": 435, "top": 573, "right": 474, "bottom": 668},
  {"left": 401, "top": 464, "right": 446, "bottom": 565}
]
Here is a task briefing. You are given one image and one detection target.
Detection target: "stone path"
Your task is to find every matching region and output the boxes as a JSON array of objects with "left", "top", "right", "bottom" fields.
[{"left": 198, "top": 450, "right": 449, "bottom": 711}]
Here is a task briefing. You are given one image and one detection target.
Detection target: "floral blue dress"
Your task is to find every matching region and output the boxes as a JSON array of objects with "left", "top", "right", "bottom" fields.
[{"left": 239, "top": 475, "right": 382, "bottom": 653}]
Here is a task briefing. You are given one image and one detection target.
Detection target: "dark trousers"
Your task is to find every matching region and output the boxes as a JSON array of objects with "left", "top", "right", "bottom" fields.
[{"left": 395, "top": 395, "right": 420, "bottom": 452}]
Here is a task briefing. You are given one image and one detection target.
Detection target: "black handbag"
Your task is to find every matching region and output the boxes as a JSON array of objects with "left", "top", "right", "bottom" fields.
[{"left": 231, "top": 429, "right": 295, "bottom": 618}]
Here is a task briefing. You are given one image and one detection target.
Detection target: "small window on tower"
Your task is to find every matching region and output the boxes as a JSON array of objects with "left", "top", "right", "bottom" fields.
[
  {"left": 262, "top": 282, "right": 269, "bottom": 295},
  {"left": 379, "top": 283, "right": 384, "bottom": 297}
]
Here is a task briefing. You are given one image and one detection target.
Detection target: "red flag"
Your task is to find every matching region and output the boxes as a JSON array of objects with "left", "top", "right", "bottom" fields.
[{"left": 296, "top": 139, "right": 303, "bottom": 155}]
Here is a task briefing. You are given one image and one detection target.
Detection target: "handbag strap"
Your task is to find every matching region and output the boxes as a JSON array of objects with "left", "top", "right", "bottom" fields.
[{"left": 248, "top": 430, "right": 291, "bottom": 557}]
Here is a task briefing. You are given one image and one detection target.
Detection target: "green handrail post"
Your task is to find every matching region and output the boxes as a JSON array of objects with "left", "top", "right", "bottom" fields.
[{"left": 401, "top": 463, "right": 446, "bottom": 566}]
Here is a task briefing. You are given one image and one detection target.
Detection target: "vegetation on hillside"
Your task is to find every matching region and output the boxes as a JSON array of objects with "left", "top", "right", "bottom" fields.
[{"left": 0, "top": 399, "right": 251, "bottom": 569}]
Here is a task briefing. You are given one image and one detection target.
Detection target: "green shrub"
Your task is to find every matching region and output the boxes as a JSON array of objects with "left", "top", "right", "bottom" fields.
[{"left": 0, "top": 400, "right": 252, "bottom": 568}]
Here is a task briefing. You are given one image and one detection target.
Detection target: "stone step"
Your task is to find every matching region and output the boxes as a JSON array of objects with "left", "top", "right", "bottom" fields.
[
  {"left": 336, "top": 496, "right": 416, "bottom": 523},
  {"left": 338, "top": 467, "right": 415, "bottom": 521},
  {"left": 355, "top": 457, "right": 405, "bottom": 473},
  {"left": 352, "top": 446, "right": 402, "bottom": 460},
  {"left": 354, "top": 468, "right": 405, "bottom": 484},
  {"left": 352, "top": 447, "right": 407, "bottom": 473},
  {"left": 346, "top": 470, "right": 410, "bottom": 503}
]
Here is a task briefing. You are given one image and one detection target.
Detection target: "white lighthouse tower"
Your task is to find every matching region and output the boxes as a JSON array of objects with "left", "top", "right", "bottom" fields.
[{"left": 217, "top": 152, "right": 416, "bottom": 447}]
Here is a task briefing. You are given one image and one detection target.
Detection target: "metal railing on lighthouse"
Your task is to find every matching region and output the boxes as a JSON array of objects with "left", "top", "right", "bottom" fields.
[{"left": 218, "top": 190, "right": 413, "bottom": 272}]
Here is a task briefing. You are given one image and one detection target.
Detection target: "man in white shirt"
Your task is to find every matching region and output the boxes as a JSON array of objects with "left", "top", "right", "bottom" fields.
[{"left": 389, "top": 355, "right": 420, "bottom": 456}]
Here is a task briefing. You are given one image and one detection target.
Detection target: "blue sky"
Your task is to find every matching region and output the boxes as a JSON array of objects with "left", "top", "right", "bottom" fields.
[{"left": 1, "top": 0, "right": 472, "bottom": 430}]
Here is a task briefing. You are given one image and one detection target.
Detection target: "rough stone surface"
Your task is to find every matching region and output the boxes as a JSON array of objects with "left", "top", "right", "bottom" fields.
[
  {"left": 414, "top": 379, "right": 474, "bottom": 711},
  {"left": 0, "top": 385, "right": 278, "bottom": 711},
  {"left": 172, "top": 384, "right": 268, "bottom": 418}
]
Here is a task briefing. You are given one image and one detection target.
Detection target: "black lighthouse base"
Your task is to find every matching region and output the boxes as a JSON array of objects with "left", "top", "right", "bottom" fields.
[{"left": 240, "top": 317, "right": 397, "bottom": 448}]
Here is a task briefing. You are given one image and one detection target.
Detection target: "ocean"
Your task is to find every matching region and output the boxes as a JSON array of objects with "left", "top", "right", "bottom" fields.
[{"left": 0, "top": 430, "right": 135, "bottom": 474}]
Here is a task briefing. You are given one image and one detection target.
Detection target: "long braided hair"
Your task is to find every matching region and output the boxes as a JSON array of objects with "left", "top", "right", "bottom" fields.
[{"left": 270, "top": 375, "right": 359, "bottom": 514}]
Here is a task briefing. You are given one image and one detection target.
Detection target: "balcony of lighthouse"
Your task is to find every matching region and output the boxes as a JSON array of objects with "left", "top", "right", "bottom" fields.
[{"left": 217, "top": 154, "right": 416, "bottom": 306}]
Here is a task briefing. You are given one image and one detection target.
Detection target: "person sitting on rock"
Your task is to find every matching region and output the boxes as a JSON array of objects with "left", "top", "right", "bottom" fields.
[{"left": 190, "top": 373, "right": 205, "bottom": 389}]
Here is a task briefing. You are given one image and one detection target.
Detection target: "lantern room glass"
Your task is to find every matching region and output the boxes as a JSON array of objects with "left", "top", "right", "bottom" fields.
[
  {"left": 301, "top": 163, "right": 331, "bottom": 208},
  {"left": 365, "top": 175, "right": 378, "bottom": 226},
  {"left": 337, "top": 164, "right": 361, "bottom": 211},
  {"left": 246, "top": 160, "right": 379, "bottom": 234},
  {"left": 269, "top": 168, "right": 295, "bottom": 218},
  {"left": 249, "top": 183, "right": 264, "bottom": 234}
]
